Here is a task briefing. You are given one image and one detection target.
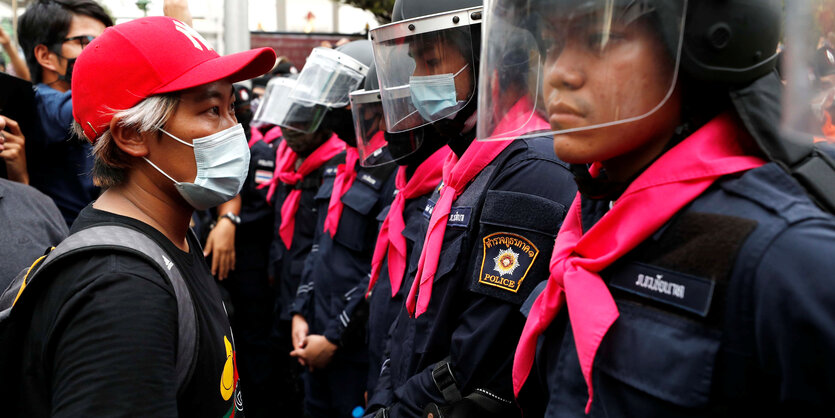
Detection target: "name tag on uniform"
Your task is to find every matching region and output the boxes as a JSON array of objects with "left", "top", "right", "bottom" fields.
[
  {"left": 254, "top": 169, "right": 273, "bottom": 185},
  {"left": 609, "top": 262, "right": 715, "bottom": 317},
  {"left": 447, "top": 206, "right": 472, "bottom": 228},
  {"left": 257, "top": 159, "right": 275, "bottom": 168},
  {"left": 359, "top": 174, "right": 379, "bottom": 187},
  {"left": 423, "top": 199, "right": 436, "bottom": 220}
]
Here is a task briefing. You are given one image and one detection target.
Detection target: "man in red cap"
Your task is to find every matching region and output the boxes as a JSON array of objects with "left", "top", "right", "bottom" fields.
[{"left": 11, "top": 16, "right": 275, "bottom": 417}]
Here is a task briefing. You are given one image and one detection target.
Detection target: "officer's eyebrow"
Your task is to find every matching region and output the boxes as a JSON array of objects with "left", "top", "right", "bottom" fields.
[{"left": 407, "top": 44, "right": 433, "bottom": 60}]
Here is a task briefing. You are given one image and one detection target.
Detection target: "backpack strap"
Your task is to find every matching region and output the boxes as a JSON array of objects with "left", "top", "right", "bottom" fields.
[{"left": 2, "top": 224, "right": 198, "bottom": 394}]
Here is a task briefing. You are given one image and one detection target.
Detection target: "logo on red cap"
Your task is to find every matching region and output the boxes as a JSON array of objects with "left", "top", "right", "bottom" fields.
[{"left": 173, "top": 20, "right": 213, "bottom": 51}]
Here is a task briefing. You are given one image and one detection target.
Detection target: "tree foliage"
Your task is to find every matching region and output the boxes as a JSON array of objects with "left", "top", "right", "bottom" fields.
[{"left": 336, "top": 0, "right": 396, "bottom": 23}]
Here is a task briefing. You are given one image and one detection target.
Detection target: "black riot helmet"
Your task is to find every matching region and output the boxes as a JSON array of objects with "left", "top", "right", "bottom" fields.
[
  {"left": 233, "top": 84, "right": 255, "bottom": 138},
  {"left": 262, "top": 40, "right": 371, "bottom": 134},
  {"left": 681, "top": 0, "right": 781, "bottom": 84},
  {"left": 336, "top": 39, "right": 374, "bottom": 71},
  {"left": 477, "top": 0, "right": 782, "bottom": 142},
  {"left": 392, "top": 0, "right": 482, "bottom": 21},
  {"left": 370, "top": 0, "right": 483, "bottom": 139},
  {"left": 352, "top": 63, "right": 390, "bottom": 165},
  {"left": 364, "top": 60, "right": 380, "bottom": 91},
  {"left": 319, "top": 40, "right": 375, "bottom": 146}
]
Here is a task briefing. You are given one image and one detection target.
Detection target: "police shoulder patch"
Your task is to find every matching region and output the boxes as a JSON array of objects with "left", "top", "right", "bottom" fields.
[{"left": 477, "top": 232, "right": 539, "bottom": 294}]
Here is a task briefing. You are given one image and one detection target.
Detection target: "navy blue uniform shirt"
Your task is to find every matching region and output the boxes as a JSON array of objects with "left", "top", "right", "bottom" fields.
[
  {"left": 368, "top": 137, "right": 577, "bottom": 417},
  {"left": 270, "top": 153, "right": 343, "bottom": 323},
  {"left": 292, "top": 158, "right": 396, "bottom": 353},
  {"left": 290, "top": 152, "right": 396, "bottom": 418},
  {"left": 237, "top": 138, "right": 277, "bottom": 269},
  {"left": 366, "top": 193, "right": 432, "bottom": 400},
  {"left": 525, "top": 163, "right": 835, "bottom": 417}
]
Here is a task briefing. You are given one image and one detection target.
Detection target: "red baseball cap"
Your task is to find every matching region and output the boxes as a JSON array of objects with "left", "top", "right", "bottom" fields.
[{"left": 72, "top": 16, "right": 276, "bottom": 142}]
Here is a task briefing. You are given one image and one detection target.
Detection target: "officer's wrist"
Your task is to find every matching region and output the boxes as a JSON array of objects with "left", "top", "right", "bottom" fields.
[
  {"left": 217, "top": 212, "right": 241, "bottom": 227},
  {"left": 323, "top": 333, "right": 341, "bottom": 348}
]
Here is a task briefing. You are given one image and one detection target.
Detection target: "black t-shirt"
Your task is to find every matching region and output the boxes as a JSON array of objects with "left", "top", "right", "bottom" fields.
[{"left": 17, "top": 205, "right": 244, "bottom": 417}]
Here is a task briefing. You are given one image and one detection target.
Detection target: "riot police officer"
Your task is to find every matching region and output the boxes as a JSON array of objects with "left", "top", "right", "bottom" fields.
[
  {"left": 482, "top": 0, "right": 835, "bottom": 416},
  {"left": 257, "top": 67, "right": 347, "bottom": 417},
  {"left": 366, "top": 0, "right": 577, "bottom": 416},
  {"left": 354, "top": 65, "right": 451, "bottom": 402},
  {"left": 286, "top": 41, "right": 399, "bottom": 418}
]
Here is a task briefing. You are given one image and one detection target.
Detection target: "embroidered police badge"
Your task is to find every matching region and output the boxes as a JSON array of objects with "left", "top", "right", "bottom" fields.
[{"left": 478, "top": 232, "right": 539, "bottom": 293}]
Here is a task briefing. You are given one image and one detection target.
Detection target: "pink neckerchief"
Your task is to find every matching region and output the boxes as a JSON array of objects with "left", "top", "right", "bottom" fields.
[
  {"left": 405, "top": 98, "right": 550, "bottom": 317},
  {"left": 264, "top": 134, "right": 344, "bottom": 248},
  {"left": 491, "top": 95, "right": 551, "bottom": 139},
  {"left": 365, "top": 130, "right": 387, "bottom": 158},
  {"left": 512, "top": 113, "right": 766, "bottom": 412},
  {"left": 367, "top": 146, "right": 450, "bottom": 298},
  {"left": 323, "top": 146, "right": 359, "bottom": 237},
  {"left": 249, "top": 125, "right": 283, "bottom": 148}
]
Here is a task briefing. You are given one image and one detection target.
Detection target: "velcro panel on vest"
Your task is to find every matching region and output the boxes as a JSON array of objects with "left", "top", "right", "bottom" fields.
[
  {"left": 608, "top": 211, "right": 757, "bottom": 323},
  {"left": 469, "top": 190, "right": 565, "bottom": 305}
]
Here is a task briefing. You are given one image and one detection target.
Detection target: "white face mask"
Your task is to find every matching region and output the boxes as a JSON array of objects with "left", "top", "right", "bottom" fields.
[{"left": 144, "top": 124, "right": 250, "bottom": 210}]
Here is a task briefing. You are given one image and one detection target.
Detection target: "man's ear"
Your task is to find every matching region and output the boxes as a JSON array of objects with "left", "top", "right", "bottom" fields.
[
  {"left": 34, "top": 44, "right": 60, "bottom": 73},
  {"left": 109, "top": 117, "right": 151, "bottom": 158}
]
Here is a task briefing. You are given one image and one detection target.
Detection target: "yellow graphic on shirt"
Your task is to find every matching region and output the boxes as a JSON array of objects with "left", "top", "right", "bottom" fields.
[{"left": 220, "top": 336, "right": 234, "bottom": 401}]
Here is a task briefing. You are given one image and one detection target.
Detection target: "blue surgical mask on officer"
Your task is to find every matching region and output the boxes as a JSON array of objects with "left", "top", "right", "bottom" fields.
[
  {"left": 144, "top": 123, "right": 250, "bottom": 210},
  {"left": 409, "top": 64, "right": 469, "bottom": 120}
]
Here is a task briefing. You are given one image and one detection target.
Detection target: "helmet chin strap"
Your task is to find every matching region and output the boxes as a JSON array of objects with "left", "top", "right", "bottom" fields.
[
  {"left": 398, "top": 128, "right": 445, "bottom": 170},
  {"left": 432, "top": 96, "right": 478, "bottom": 157},
  {"left": 571, "top": 164, "right": 632, "bottom": 202}
]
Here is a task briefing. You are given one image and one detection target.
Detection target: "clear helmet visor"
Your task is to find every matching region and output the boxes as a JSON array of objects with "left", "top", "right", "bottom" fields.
[
  {"left": 253, "top": 76, "right": 329, "bottom": 133},
  {"left": 352, "top": 88, "right": 426, "bottom": 167},
  {"left": 292, "top": 47, "right": 369, "bottom": 108},
  {"left": 370, "top": 7, "right": 481, "bottom": 133},
  {"left": 782, "top": 0, "right": 835, "bottom": 143},
  {"left": 477, "top": 0, "right": 686, "bottom": 141},
  {"left": 251, "top": 77, "right": 287, "bottom": 124}
]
